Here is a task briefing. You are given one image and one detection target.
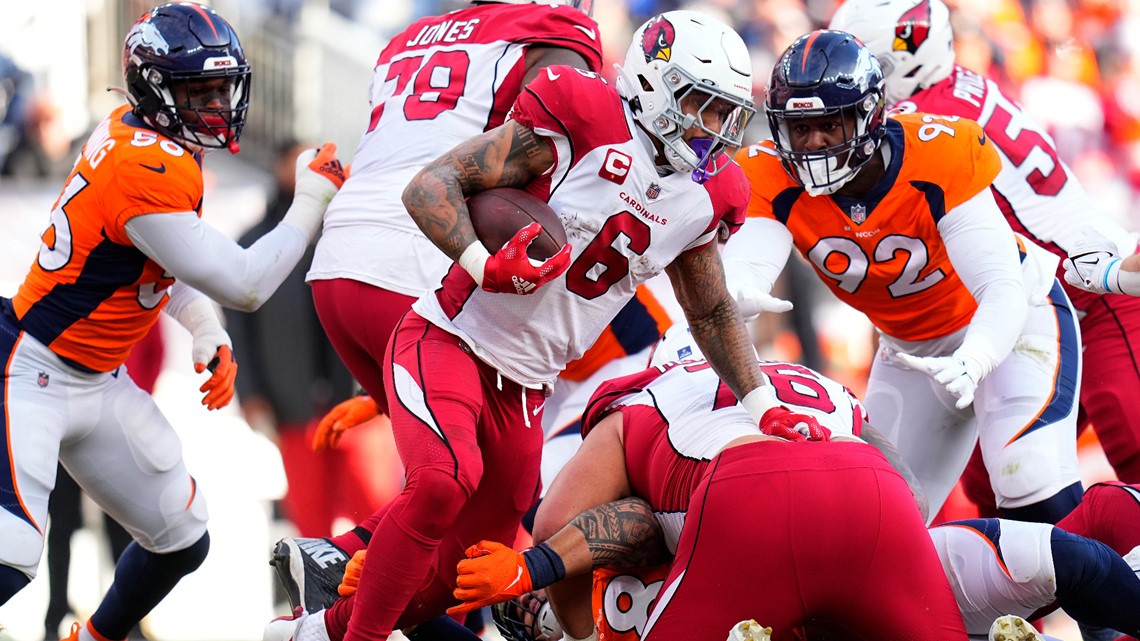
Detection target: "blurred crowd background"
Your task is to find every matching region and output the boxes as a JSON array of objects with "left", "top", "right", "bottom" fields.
[{"left": 0, "top": 0, "right": 1129, "bottom": 639}]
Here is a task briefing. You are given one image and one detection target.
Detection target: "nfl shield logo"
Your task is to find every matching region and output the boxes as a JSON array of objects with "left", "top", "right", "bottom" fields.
[
  {"left": 646, "top": 182, "right": 661, "bottom": 200},
  {"left": 37, "top": 371, "right": 49, "bottom": 388},
  {"left": 850, "top": 203, "right": 867, "bottom": 224}
]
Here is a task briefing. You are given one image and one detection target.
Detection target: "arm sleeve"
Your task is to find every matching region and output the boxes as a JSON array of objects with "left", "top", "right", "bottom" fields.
[
  {"left": 126, "top": 212, "right": 308, "bottom": 312},
  {"left": 938, "top": 188, "right": 1028, "bottom": 380},
  {"left": 721, "top": 217, "right": 795, "bottom": 295}
]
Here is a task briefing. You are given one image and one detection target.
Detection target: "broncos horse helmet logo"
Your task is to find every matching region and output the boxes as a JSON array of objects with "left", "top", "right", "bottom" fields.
[
  {"left": 126, "top": 19, "right": 171, "bottom": 57},
  {"left": 893, "top": 0, "right": 931, "bottom": 53},
  {"left": 642, "top": 16, "right": 676, "bottom": 63}
]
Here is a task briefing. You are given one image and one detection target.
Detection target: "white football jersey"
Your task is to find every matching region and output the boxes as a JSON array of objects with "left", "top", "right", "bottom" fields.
[
  {"left": 414, "top": 67, "right": 749, "bottom": 387},
  {"left": 582, "top": 358, "right": 867, "bottom": 551},
  {"left": 899, "top": 65, "right": 1138, "bottom": 311},
  {"left": 307, "top": 3, "right": 601, "bottom": 296}
]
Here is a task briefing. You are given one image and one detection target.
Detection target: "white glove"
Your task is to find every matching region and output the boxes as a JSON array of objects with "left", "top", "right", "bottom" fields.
[
  {"left": 1063, "top": 228, "right": 1122, "bottom": 294},
  {"left": 731, "top": 283, "right": 793, "bottom": 320},
  {"left": 282, "top": 143, "right": 347, "bottom": 238},
  {"left": 894, "top": 352, "right": 982, "bottom": 410}
]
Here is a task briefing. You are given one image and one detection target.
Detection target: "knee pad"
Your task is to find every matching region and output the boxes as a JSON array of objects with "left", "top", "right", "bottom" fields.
[
  {"left": 399, "top": 468, "right": 471, "bottom": 540},
  {"left": 1001, "top": 482, "right": 1082, "bottom": 524},
  {"left": 0, "top": 565, "right": 31, "bottom": 604}
]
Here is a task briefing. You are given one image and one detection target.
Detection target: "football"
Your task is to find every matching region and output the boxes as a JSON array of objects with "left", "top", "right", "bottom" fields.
[{"left": 467, "top": 188, "right": 567, "bottom": 261}]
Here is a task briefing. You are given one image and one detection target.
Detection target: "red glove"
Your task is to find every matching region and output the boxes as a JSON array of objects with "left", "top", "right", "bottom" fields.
[
  {"left": 448, "top": 540, "right": 533, "bottom": 616},
  {"left": 759, "top": 406, "right": 831, "bottom": 442},
  {"left": 311, "top": 395, "right": 380, "bottom": 452},
  {"left": 481, "top": 223, "right": 572, "bottom": 295},
  {"left": 196, "top": 346, "right": 236, "bottom": 411},
  {"left": 338, "top": 550, "right": 366, "bottom": 597}
]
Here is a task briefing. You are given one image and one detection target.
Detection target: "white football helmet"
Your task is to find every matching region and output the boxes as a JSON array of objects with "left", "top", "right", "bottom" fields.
[
  {"left": 615, "top": 11, "right": 755, "bottom": 181},
  {"left": 470, "top": 0, "right": 594, "bottom": 16},
  {"left": 829, "top": 0, "right": 955, "bottom": 106}
]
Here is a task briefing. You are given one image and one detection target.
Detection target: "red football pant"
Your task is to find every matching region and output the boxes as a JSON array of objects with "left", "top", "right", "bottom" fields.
[
  {"left": 332, "top": 311, "right": 545, "bottom": 641},
  {"left": 644, "top": 440, "right": 967, "bottom": 641},
  {"left": 311, "top": 278, "right": 419, "bottom": 415}
]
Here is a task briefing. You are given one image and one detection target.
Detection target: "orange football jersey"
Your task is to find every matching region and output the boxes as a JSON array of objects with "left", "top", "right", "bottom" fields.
[
  {"left": 12, "top": 105, "right": 202, "bottom": 372},
  {"left": 592, "top": 564, "right": 669, "bottom": 641},
  {"left": 734, "top": 113, "right": 1003, "bottom": 341}
]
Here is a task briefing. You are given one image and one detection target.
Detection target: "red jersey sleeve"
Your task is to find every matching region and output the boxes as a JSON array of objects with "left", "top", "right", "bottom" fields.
[
  {"left": 581, "top": 367, "right": 665, "bottom": 437},
  {"left": 699, "top": 159, "right": 750, "bottom": 244},
  {"left": 513, "top": 5, "right": 603, "bottom": 73},
  {"left": 511, "top": 65, "right": 628, "bottom": 154}
]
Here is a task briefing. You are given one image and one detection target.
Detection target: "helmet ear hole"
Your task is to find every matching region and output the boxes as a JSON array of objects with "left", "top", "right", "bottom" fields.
[{"left": 638, "top": 74, "right": 654, "bottom": 92}]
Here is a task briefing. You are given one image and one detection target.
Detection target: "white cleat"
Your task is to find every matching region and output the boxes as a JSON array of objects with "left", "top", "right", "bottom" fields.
[
  {"left": 989, "top": 615, "right": 1045, "bottom": 641},
  {"left": 264, "top": 607, "right": 308, "bottom": 641},
  {"left": 726, "top": 619, "right": 773, "bottom": 641}
]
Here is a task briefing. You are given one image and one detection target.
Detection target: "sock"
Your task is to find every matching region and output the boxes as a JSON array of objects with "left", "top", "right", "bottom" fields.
[
  {"left": 407, "top": 616, "right": 481, "bottom": 641},
  {"left": 1051, "top": 528, "right": 1140, "bottom": 636},
  {"left": 89, "top": 533, "right": 210, "bottom": 639},
  {"left": 298, "top": 610, "right": 330, "bottom": 641},
  {"left": 0, "top": 565, "right": 30, "bottom": 604},
  {"left": 1001, "top": 482, "right": 1083, "bottom": 524}
]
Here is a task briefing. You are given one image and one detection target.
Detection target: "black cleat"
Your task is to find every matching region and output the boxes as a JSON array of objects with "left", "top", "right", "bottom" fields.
[{"left": 270, "top": 537, "right": 349, "bottom": 612}]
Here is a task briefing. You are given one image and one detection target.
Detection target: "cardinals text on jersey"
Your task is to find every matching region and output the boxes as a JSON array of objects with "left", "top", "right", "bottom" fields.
[{"left": 414, "top": 65, "right": 748, "bottom": 387}]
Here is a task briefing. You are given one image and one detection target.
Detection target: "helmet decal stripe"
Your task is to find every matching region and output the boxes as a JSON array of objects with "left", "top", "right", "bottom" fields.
[
  {"left": 800, "top": 30, "right": 822, "bottom": 74},
  {"left": 187, "top": 2, "right": 221, "bottom": 39}
]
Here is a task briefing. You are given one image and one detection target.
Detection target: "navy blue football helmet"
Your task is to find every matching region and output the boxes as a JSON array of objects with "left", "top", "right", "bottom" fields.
[
  {"left": 122, "top": 2, "right": 250, "bottom": 153},
  {"left": 765, "top": 30, "right": 885, "bottom": 195}
]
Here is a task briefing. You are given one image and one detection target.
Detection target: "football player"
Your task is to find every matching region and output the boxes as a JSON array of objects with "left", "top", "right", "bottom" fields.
[
  {"left": 829, "top": 0, "right": 1140, "bottom": 515},
  {"left": 446, "top": 326, "right": 963, "bottom": 641},
  {"left": 0, "top": 4, "right": 345, "bottom": 641},
  {"left": 268, "top": 0, "right": 672, "bottom": 622},
  {"left": 728, "top": 30, "right": 1083, "bottom": 524},
  {"left": 279, "top": 10, "right": 822, "bottom": 641},
  {"left": 447, "top": 332, "right": 1140, "bottom": 641}
]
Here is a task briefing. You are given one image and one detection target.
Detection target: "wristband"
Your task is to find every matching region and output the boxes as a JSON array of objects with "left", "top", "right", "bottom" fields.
[
  {"left": 459, "top": 241, "right": 491, "bottom": 287},
  {"left": 742, "top": 386, "right": 780, "bottom": 424},
  {"left": 522, "top": 542, "right": 566, "bottom": 590},
  {"left": 1115, "top": 262, "right": 1140, "bottom": 296}
]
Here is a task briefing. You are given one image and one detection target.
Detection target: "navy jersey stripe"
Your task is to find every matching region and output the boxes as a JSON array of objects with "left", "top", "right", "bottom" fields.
[
  {"left": 938, "top": 518, "right": 1005, "bottom": 565},
  {"left": 771, "top": 186, "right": 804, "bottom": 225},
  {"left": 19, "top": 232, "right": 149, "bottom": 347},
  {"left": 0, "top": 307, "right": 39, "bottom": 532},
  {"left": 1010, "top": 280, "right": 1080, "bottom": 443}
]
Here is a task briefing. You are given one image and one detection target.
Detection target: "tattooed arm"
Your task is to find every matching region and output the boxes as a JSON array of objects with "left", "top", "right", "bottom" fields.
[
  {"left": 549, "top": 497, "right": 670, "bottom": 572},
  {"left": 401, "top": 120, "right": 555, "bottom": 261},
  {"left": 666, "top": 242, "right": 770, "bottom": 413},
  {"left": 861, "top": 422, "right": 930, "bottom": 522}
]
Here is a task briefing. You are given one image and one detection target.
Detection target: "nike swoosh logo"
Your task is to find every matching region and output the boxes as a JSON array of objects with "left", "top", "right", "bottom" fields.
[
  {"left": 545, "top": 67, "right": 560, "bottom": 82},
  {"left": 140, "top": 162, "right": 167, "bottom": 174},
  {"left": 505, "top": 566, "right": 523, "bottom": 591},
  {"left": 532, "top": 401, "right": 546, "bottom": 417},
  {"left": 573, "top": 24, "right": 597, "bottom": 40}
]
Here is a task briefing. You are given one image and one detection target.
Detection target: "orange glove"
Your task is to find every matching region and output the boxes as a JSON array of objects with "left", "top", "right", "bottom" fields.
[
  {"left": 308, "top": 143, "right": 348, "bottom": 190},
  {"left": 196, "top": 345, "right": 236, "bottom": 410},
  {"left": 448, "top": 540, "right": 533, "bottom": 616},
  {"left": 338, "top": 549, "right": 366, "bottom": 597},
  {"left": 311, "top": 395, "right": 380, "bottom": 452}
]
